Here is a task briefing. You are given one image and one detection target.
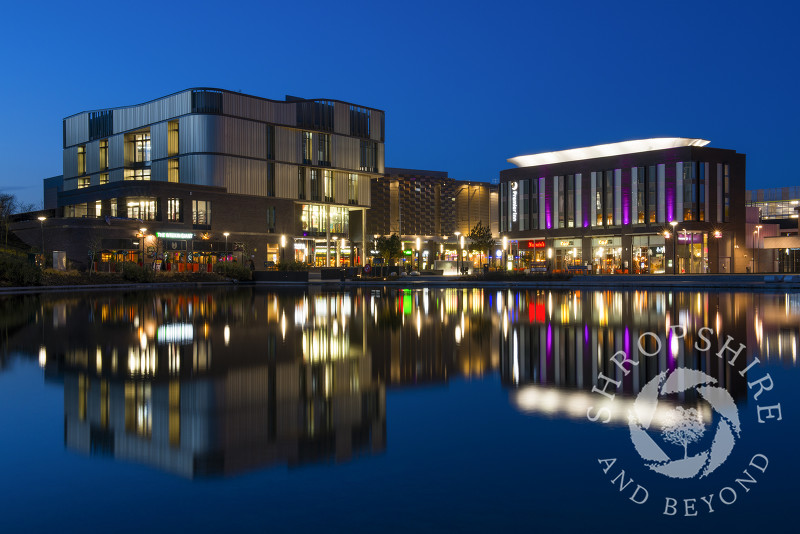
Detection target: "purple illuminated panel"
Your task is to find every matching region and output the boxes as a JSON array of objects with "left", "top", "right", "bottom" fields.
[
  {"left": 544, "top": 177, "right": 552, "bottom": 229},
  {"left": 622, "top": 168, "right": 631, "bottom": 225},
  {"left": 666, "top": 163, "right": 676, "bottom": 222}
]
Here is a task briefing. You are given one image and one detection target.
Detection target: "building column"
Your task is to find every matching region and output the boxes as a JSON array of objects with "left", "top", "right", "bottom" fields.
[{"left": 326, "top": 205, "right": 331, "bottom": 267}]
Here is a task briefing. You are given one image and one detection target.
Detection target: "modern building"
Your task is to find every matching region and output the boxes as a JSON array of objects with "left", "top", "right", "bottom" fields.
[
  {"left": 13, "top": 88, "right": 385, "bottom": 269},
  {"left": 499, "top": 138, "right": 747, "bottom": 274},
  {"left": 746, "top": 187, "right": 800, "bottom": 273},
  {"left": 366, "top": 168, "right": 498, "bottom": 271}
]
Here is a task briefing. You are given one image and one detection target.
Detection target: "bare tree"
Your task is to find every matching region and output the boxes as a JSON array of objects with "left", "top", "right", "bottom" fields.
[
  {"left": 0, "top": 194, "right": 36, "bottom": 247},
  {"left": 661, "top": 406, "right": 706, "bottom": 459}
]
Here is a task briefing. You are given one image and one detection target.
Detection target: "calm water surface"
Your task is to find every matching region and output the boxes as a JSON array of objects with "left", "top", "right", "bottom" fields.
[{"left": 0, "top": 287, "right": 798, "bottom": 533}]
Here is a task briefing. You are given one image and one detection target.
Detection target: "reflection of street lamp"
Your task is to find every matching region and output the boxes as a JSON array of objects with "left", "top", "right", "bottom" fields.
[
  {"left": 454, "top": 231, "right": 461, "bottom": 274},
  {"left": 37, "top": 216, "right": 46, "bottom": 260},
  {"left": 223, "top": 232, "right": 230, "bottom": 261},
  {"left": 670, "top": 221, "right": 678, "bottom": 274}
]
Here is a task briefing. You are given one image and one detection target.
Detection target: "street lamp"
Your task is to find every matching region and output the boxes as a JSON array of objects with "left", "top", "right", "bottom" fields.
[
  {"left": 332, "top": 236, "right": 339, "bottom": 267},
  {"left": 502, "top": 235, "right": 508, "bottom": 271},
  {"left": 37, "top": 216, "right": 46, "bottom": 262},
  {"left": 223, "top": 232, "right": 230, "bottom": 261},
  {"left": 459, "top": 234, "right": 466, "bottom": 274},
  {"left": 669, "top": 221, "right": 678, "bottom": 275},
  {"left": 280, "top": 234, "right": 286, "bottom": 263},
  {"left": 754, "top": 225, "right": 762, "bottom": 273},
  {"left": 139, "top": 227, "right": 147, "bottom": 266},
  {"left": 416, "top": 237, "right": 421, "bottom": 271},
  {"left": 454, "top": 231, "right": 461, "bottom": 275}
]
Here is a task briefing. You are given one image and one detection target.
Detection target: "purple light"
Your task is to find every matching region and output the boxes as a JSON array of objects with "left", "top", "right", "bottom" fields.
[{"left": 546, "top": 323, "right": 552, "bottom": 361}]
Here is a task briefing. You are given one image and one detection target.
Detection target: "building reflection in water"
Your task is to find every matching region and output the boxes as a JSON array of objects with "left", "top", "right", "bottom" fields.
[{"left": 2, "top": 287, "right": 797, "bottom": 478}]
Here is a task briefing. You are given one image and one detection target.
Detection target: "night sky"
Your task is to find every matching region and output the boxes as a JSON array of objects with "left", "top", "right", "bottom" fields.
[{"left": 2, "top": 0, "right": 798, "bottom": 208}]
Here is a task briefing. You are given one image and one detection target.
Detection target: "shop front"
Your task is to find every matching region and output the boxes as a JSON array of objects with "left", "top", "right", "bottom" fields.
[
  {"left": 632, "top": 235, "right": 666, "bottom": 274},
  {"left": 591, "top": 237, "right": 623, "bottom": 274},
  {"left": 518, "top": 239, "right": 546, "bottom": 270},
  {"left": 553, "top": 239, "right": 582, "bottom": 273},
  {"left": 677, "top": 231, "right": 708, "bottom": 274}
]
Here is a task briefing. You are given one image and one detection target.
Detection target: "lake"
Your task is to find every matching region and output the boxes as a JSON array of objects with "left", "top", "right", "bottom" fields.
[{"left": 0, "top": 287, "right": 797, "bottom": 533}]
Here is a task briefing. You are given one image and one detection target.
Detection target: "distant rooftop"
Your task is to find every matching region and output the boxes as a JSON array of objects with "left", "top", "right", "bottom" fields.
[{"left": 508, "top": 138, "right": 711, "bottom": 168}]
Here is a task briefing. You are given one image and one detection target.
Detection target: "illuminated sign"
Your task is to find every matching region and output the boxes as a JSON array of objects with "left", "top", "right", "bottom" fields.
[
  {"left": 511, "top": 181, "right": 518, "bottom": 223},
  {"left": 156, "top": 231, "right": 194, "bottom": 239},
  {"left": 559, "top": 240, "right": 574, "bottom": 247},
  {"left": 597, "top": 239, "right": 611, "bottom": 246},
  {"left": 526, "top": 240, "right": 546, "bottom": 249},
  {"left": 650, "top": 246, "right": 666, "bottom": 254},
  {"left": 403, "top": 249, "right": 412, "bottom": 256}
]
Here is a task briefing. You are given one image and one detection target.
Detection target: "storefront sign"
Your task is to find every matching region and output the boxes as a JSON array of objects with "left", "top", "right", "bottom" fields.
[
  {"left": 597, "top": 239, "right": 611, "bottom": 246},
  {"left": 511, "top": 182, "right": 518, "bottom": 223},
  {"left": 403, "top": 249, "right": 412, "bottom": 256},
  {"left": 526, "top": 239, "right": 546, "bottom": 249},
  {"left": 559, "top": 240, "right": 574, "bottom": 247},
  {"left": 156, "top": 231, "right": 194, "bottom": 239},
  {"left": 650, "top": 245, "right": 666, "bottom": 255}
]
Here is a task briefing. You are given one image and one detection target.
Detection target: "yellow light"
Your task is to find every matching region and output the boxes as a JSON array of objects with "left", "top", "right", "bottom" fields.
[{"left": 280, "top": 234, "right": 286, "bottom": 247}]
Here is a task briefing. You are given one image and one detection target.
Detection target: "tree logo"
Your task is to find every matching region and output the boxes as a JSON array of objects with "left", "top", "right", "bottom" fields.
[{"left": 628, "top": 367, "right": 741, "bottom": 479}]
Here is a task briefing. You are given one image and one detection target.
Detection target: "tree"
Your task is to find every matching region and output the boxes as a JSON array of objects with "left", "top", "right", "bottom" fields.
[
  {"left": 467, "top": 221, "right": 494, "bottom": 266},
  {"left": 376, "top": 234, "right": 402, "bottom": 265},
  {"left": 87, "top": 233, "right": 103, "bottom": 274},
  {"left": 0, "top": 193, "right": 34, "bottom": 247},
  {"left": 661, "top": 406, "right": 706, "bottom": 459}
]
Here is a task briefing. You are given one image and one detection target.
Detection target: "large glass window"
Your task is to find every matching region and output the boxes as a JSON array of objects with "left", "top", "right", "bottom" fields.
[
  {"left": 595, "top": 173, "right": 603, "bottom": 226},
  {"left": 310, "top": 169, "right": 321, "bottom": 201},
  {"left": 267, "top": 162, "right": 275, "bottom": 197},
  {"left": 168, "top": 121, "right": 179, "bottom": 157},
  {"left": 557, "top": 176, "right": 565, "bottom": 229},
  {"left": 192, "top": 200, "right": 211, "bottom": 226},
  {"left": 637, "top": 167, "right": 646, "bottom": 223},
  {"left": 323, "top": 170, "right": 334, "bottom": 202},
  {"left": 530, "top": 179, "right": 539, "bottom": 230},
  {"left": 566, "top": 174, "right": 575, "bottom": 228},
  {"left": 168, "top": 159, "right": 179, "bottom": 183},
  {"left": 267, "top": 125, "right": 275, "bottom": 160},
  {"left": 298, "top": 167, "right": 306, "bottom": 200},
  {"left": 360, "top": 140, "right": 377, "bottom": 172},
  {"left": 348, "top": 174, "right": 358, "bottom": 204},
  {"left": 318, "top": 133, "right": 331, "bottom": 166},
  {"left": 133, "top": 133, "right": 151, "bottom": 165},
  {"left": 99, "top": 140, "right": 108, "bottom": 170},
  {"left": 604, "top": 170, "right": 614, "bottom": 226},
  {"left": 302, "top": 131, "right": 313, "bottom": 164},
  {"left": 682, "top": 162, "right": 695, "bottom": 221},
  {"left": 77, "top": 145, "right": 86, "bottom": 175},
  {"left": 167, "top": 198, "right": 182, "bottom": 222},
  {"left": 100, "top": 173, "right": 109, "bottom": 185},
  {"left": 699, "top": 162, "right": 706, "bottom": 222},
  {"left": 126, "top": 168, "right": 151, "bottom": 181},
  {"left": 78, "top": 177, "right": 90, "bottom": 189},
  {"left": 127, "top": 198, "right": 157, "bottom": 220},
  {"left": 648, "top": 165, "right": 657, "bottom": 223}
]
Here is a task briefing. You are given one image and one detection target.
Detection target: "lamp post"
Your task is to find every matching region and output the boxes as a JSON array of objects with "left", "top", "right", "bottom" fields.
[
  {"left": 669, "top": 221, "right": 678, "bottom": 274},
  {"left": 502, "top": 235, "right": 508, "bottom": 271},
  {"left": 280, "top": 234, "right": 286, "bottom": 264},
  {"left": 415, "top": 237, "right": 421, "bottom": 271},
  {"left": 333, "top": 236, "right": 339, "bottom": 267},
  {"left": 139, "top": 227, "right": 147, "bottom": 266},
  {"left": 460, "top": 234, "right": 466, "bottom": 274},
  {"left": 37, "top": 216, "right": 46, "bottom": 264},
  {"left": 454, "top": 231, "right": 461, "bottom": 275},
  {"left": 223, "top": 232, "right": 229, "bottom": 261},
  {"left": 713, "top": 230, "right": 722, "bottom": 273}
]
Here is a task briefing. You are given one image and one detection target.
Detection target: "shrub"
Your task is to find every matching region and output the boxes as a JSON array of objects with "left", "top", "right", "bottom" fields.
[
  {"left": 0, "top": 253, "right": 41, "bottom": 286},
  {"left": 213, "top": 262, "right": 252, "bottom": 281},
  {"left": 120, "top": 261, "right": 155, "bottom": 283},
  {"left": 277, "top": 261, "right": 309, "bottom": 272}
]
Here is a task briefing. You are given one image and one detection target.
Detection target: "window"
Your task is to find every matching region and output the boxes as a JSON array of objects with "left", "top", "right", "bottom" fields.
[
  {"left": 348, "top": 174, "right": 358, "bottom": 205},
  {"left": 604, "top": 170, "right": 614, "bottom": 226},
  {"left": 77, "top": 145, "right": 86, "bottom": 175},
  {"left": 89, "top": 110, "right": 113, "bottom": 141},
  {"left": 566, "top": 174, "right": 575, "bottom": 228},
  {"left": 168, "top": 120, "right": 179, "bottom": 157},
  {"left": 267, "top": 125, "right": 275, "bottom": 160},
  {"left": 318, "top": 133, "right": 331, "bottom": 166},
  {"left": 267, "top": 162, "right": 275, "bottom": 196},
  {"left": 127, "top": 198, "right": 157, "bottom": 220},
  {"left": 109, "top": 198, "right": 117, "bottom": 217},
  {"left": 95, "top": 200, "right": 102, "bottom": 217},
  {"left": 78, "top": 177, "right": 90, "bottom": 189},
  {"left": 595, "top": 173, "right": 603, "bottom": 226},
  {"left": 323, "top": 170, "right": 334, "bottom": 202},
  {"left": 698, "top": 162, "right": 706, "bottom": 222},
  {"left": 360, "top": 140, "right": 377, "bottom": 172},
  {"left": 557, "top": 176, "right": 565, "bottom": 228},
  {"left": 191, "top": 89, "right": 222, "bottom": 114},
  {"left": 267, "top": 206, "right": 276, "bottom": 232},
  {"left": 133, "top": 133, "right": 151, "bottom": 165},
  {"left": 167, "top": 198, "right": 182, "bottom": 222},
  {"left": 99, "top": 139, "right": 108, "bottom": 170},
  {"left": 530, "top": 179, "right": 539, "bottom": 230},
  {"left": 350, "top": 105, "right": 371, "bottom": 138},
  {"left": 302, "top": 131, "right": 313, "bottom": 164},
  {"left": 298, "top": 167, "right": 306, "bottom": 200},
  {"left": 126, "top": 168, "right": 151, "bottom": 181},
  {"left": 168, "top": 159, "right": 179, "bottom": 183},
  {"left": 100, "top": 173, "right": 109, "bottom": 185},
  {"left": 192, "top": 200, "right": 211, "bottom": 226},
  {"left": 310, "top": 169, "right": 321, "bottom": 201},
  {"left": 297, "top": 100, "right": 334, "bottom": 132},
  {"left": 682, "top": 162, "right": 695, "bottom": 221},
  {"left": 723, "top": 164, "right": 730, "bottom": 222}
]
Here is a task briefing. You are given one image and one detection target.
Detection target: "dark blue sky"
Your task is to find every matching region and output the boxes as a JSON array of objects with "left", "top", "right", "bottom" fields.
[{"left": 2, "top": 0, "right": 798, "bottom": 207}]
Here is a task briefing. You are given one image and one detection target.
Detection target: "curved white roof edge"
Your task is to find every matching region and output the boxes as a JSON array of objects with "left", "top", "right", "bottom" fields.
[{"left": 508, "top": 138, "right": 711, "bottom": 168}]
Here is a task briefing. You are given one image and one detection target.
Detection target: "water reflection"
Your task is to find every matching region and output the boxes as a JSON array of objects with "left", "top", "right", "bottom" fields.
[{"left": 1, "top": 287, "right": 797, "bottom": 478}]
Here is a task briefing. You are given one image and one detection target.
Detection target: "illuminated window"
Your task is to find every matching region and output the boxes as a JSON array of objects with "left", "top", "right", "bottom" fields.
[
  {"left": 125, "top": 168, "right": 151, "bottom": 181},
  {"left": 637, "top": 167, "right": 646, "bottom": 223},
  {"left": 192, "top": 200, "right": 212, "bottom": 226},
  {"left": 310, "top": 169, "right": 321, "bottom": 201},
  {"left": 348, "top": 174, "right": 358, "bottom": 205},
  {"left": 323, "top": 170, "right": 334, "bottom": 202},
  {"left": 127, "top": 198, "right": 157, "bottom": 220},
  {"left": 360, "top": 140, "right": 377, "bottom": 172},
  {"left": 99, "top": 173, "right": 109, "bottom": 185},
  {"left": 302, "top": 131, "right": 313, "bottom": 164},
  {"left": 168, "top": 158, "right": 179, "bottom": 183},
  {"left": 167, "top": 198, "right": 182, "bottom": 222},
  {"left": 167, "top": 120, "right": 179, "bottom": 157},
  {"left": 99, "top": 139, "right": 108, "bottom": 170},
  {"left": 133, "top": 133, "right": 151, "bottom": 164},
  {"left": 78, "top": 177, "right": 90, "bottom": 189},
  {"left": 77, "top": 145, "right": 86, "bottom": 175},
  {"left": 109, "top": 198, "right": 117, "bottom": 217}
]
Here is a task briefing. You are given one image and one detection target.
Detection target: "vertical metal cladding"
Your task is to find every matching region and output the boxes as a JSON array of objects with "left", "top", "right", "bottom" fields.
[
  {"left": 359, "top": 173, "right": 371, "bottom": 206},
  {"left": 150, "top": 122, "right": 168, "bottom": 161},
  {"left": 150, "top": 159, "right": 168, "bottom": 182},
  {"left": 370, "top": 110, "right": 384, "bottom": 142},
  {"left": 275, "top": 163, "right": 297, "bottom": 198},
  {"left": 64, "top": 113, "right": 90, "bottom": 148},
  {"left": 332, "top": 135, "right": 360, "bottom": 171},
  {"left": 334, "top": 102, "right": 350, "bottom": 136},
  {"left": 86, "top": 140, "right": 100, "bottom": 175},
  {"left": 275, "top": 127, "right": 299, "bottom": 164},
  {"left": 113, "top": 91, "right": 191, "bottom": 134},
  {"left": 377, "top": 144, "right": 385, "bottom": 174},
  {"left": 109, "top": 134, "right": 125, "bottom": 169}
]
